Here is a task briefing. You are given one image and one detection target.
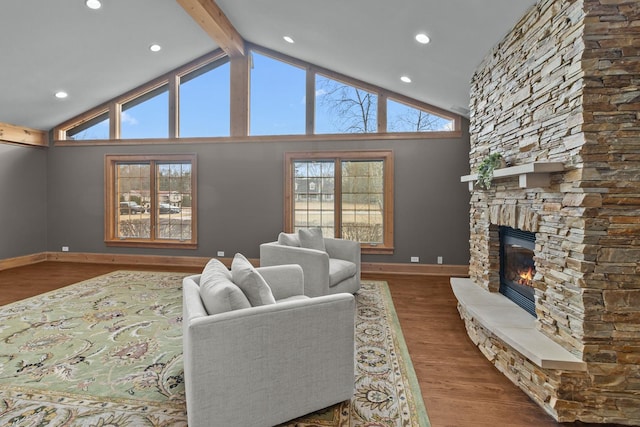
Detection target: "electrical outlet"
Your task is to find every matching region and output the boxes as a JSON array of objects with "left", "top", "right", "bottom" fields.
[
  {"left": 437, "top": 256, "right": 443, "bottom": 264},
  {"left": 410, "top": 256, "right": 419, "bottom": 263},
  {"left": 217, "top": 251, "right": 225, "bottom": 257},
  {"left": 62, "top": 246, "right": 69, "bottom": 252}
]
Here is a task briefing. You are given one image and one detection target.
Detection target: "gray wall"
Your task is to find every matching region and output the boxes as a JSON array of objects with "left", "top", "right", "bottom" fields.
[
  {"left": 0, "top": 143, "right": 48, "bottom": 259},
  {"left": 45, "top": 124, "right": 471, "bottom": 265}
]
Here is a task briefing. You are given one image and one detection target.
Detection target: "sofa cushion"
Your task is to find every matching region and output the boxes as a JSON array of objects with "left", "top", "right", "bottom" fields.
[
  {"left": 298, "top": 228, "right": 326, "bottom": 251},
  {"left": 277, "top": 232, "right": 300, "bottom": 247},
  {"left": 231, "top": 253, "right": 276, "bottom": 306},
  {"left": 199, "top": 258, "right": 251, "bottom": 315},
  {"left": 328, "top": 258, "right": 357, "bottom": 287}
]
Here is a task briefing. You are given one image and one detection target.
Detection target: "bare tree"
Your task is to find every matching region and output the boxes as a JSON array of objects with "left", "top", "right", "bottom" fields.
[
  {"left": 316, "top": 77, "right": 377, "bottom": 133},
  {"left": 389, "top": 107, "right": 452, "bottom": 132},
  {"left": 316, "top": 76, "right": 452, "bottom": 133}
]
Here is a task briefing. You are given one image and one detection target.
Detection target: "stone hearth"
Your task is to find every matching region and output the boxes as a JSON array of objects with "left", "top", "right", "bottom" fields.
[{"left": 456, "top": 0, "right": 640, "bottom": 424}]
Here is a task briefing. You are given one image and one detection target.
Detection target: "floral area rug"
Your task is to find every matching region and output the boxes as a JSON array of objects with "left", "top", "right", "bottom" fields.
[{"left": 0, "top": 271, "right": 430, "bottom": 427}]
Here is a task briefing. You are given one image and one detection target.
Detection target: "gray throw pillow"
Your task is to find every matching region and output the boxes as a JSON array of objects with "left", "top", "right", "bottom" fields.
[
  {"left": 298, "top": 227, "right": 326, "bottom": 251},
  {"left": 231, "top": 253, "right": 276, "bottom": 306},
  {"left": 199, "top": 258, "right": 251, "bottom": 315},
  {"left": 277, "top": 232, "right": 300, "bottom": 247}
]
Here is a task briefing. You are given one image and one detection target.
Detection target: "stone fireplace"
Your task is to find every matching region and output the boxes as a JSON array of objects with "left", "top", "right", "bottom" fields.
[{"left": 453, "top": 0, "right": 640, "bottom": 424}]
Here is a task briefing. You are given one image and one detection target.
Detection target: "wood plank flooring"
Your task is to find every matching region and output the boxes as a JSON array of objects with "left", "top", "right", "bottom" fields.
[{"left": 0, "top": 263, "right": 625, "bottom": 427}]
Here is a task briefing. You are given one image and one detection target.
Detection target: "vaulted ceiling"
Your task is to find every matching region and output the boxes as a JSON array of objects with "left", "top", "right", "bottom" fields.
[{"left": 0, "top": 0, "right": 536, "bottom": 132}]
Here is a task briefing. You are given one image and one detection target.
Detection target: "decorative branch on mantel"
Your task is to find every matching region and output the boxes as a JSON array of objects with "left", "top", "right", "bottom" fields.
[{"left": 460, "top": 161, "right": 565, "bottom": 191}]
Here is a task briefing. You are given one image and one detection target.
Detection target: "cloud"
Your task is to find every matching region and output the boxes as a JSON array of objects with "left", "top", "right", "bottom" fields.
[
  {"left": 121, "top": 111, "right": 139, "bottom": 126},
  {"left": 300, "top": 88, "right": 328, "bottom": 104}
]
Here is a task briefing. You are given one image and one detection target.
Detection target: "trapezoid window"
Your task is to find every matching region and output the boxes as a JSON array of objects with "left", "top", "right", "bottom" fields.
[
  {"left": 250, "top": 52, "right": 305, "bottom": 136},
  {"left": 315, "top": 75, "right": 377, "bottom": 134},
  {"left": 120, "top": 85, "right": 169, "bottom": 139},
  {"left": 180, "top": 58, "right": 231, "bottom": 137}
]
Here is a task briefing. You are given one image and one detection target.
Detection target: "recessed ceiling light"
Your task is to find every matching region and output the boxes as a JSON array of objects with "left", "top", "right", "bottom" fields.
[
  {"left": 85, "top": 0, "right": 102, "bottom": 10},
  {"left": 283, "top": 36, "right": 295, "bottom": 44},
  {"left": 415, "top": 33, "right": 430, "bottom": 44},
  {"left": 149, "top": 44, "right": 162, "bottom": 52},
  {"left": 55, "top": 91, "right": 68, "bottom": 99},
  {"left": 400, "top": 76, "right": 412, "bottom": 83}
]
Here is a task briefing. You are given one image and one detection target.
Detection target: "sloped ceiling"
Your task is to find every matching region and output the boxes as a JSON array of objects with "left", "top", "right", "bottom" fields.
[{"left": 0, "top": 0, "right": 535, "bottom": 131}]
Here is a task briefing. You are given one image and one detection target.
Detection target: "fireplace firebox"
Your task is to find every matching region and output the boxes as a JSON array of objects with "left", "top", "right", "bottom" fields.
[{"left": 499, "top": 226, "right": 536, "bottom": 317}]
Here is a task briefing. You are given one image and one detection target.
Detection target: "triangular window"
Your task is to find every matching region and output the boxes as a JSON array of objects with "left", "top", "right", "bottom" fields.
[{"left": 387, "top": 99, "right": 453, "bottom": 132}]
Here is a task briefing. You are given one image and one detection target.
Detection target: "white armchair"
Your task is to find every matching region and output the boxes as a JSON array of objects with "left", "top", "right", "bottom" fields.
[
  {"left": 260, "top": 231, "right": 361, "bottom": 298},
  {"left": 182, "top": 258, "right": 355, "bottom": 427}
]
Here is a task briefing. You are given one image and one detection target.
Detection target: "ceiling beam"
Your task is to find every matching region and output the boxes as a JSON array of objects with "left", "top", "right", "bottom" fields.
[
  {"left": 176, "top": 0, "right": 245, "bottom": 57},
  {"left": 0, "top": 122, "right": 48, "bottom": 147}
]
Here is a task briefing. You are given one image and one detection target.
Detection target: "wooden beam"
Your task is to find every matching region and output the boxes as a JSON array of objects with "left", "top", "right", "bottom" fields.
[
  {"left": 0, "top": 122, "right": 48, "bottom": 147},
  {"left": 229, "top": 54, "right": 250, "bottom": 136},
  {"left": 176, "top": 0, "right": 245, "bottom": 57}
]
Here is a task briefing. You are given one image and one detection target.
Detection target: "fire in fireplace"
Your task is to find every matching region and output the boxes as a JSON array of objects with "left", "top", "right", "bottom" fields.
[{"left": 499, "top": 226, "right": 536, "bottom": 316}]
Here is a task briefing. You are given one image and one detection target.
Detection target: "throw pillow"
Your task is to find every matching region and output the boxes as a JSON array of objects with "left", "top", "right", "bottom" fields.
[
  {"left": 231, "top": 253, "right": 276, "bottom": 306},
  {"left": 298, "top": 227, "right": 326, "bottom": 251},
  {"left": 277, "top": 232, "right": 300, "bottom": 247},
  {"left": 199, "top": 258, "right": 251, "bottom": 315}
]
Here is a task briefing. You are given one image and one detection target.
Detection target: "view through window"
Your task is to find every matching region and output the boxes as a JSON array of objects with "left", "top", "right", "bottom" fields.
[
  {"left": 286, "top": 151, "right": 393, "bottom": 253},
  {"left": 105, "top": 154, "right": 196, "bottom": 248},
  {"left": 59, "top": 48, "right": 458, "bottom": 141}
]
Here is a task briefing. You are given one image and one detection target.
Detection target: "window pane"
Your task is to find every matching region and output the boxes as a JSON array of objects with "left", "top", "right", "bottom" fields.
[
  {"left": 121, "top": 85, "right": 169, "bottom": 139},
  {"left": 341, "top": 160, "right": 384, "bottom": 243},
  {"left": 315, "top": 75, "right": 377, "bottom": 134},
  {"left": 250, "top": 52, "right": 305, "bottom": 135},
  {"left": 387, "top": 99, "right": 454, "bottom": 132},
  {"left": 156, "top": 162, "right": 192, "bottom": 241},
  {"left": 67, "top": 112, "right": 109, "bottom": 140},
  {"left": 116, "top": 163, "right": 151, "bottom": 239},
  {"left": 293, "top": 160, "right": 335, "bottom": 237},
  {"left": 180, "top": 60, "right": 230, "bottom": 137}
]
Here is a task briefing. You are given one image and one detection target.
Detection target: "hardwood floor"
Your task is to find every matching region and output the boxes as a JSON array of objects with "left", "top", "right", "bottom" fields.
[{"left": 0, "top": 263, "right": 625, "bottom": 427}]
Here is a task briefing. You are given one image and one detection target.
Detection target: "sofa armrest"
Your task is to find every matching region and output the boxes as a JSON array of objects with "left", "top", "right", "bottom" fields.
[
  {"left": 324, "top": 238, "right": 361, "bottom": 280},
  {"left": 183, "top": 293, "right": 355, "bottom": 427},
  {"left": 183, "top": 274, "right": 207, "bottom": 323},
  {"left": 260, "top": 242, "right": 330, "bottom": 297},
  {"left": 256, "top": 264, "right": 304, "bottom": 300},
  {"left": 324, "top": 238, "right": 360, "bottom": 263}
]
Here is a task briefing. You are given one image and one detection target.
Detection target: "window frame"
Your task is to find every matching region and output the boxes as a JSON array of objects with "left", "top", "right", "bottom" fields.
[
  {"left": 284, "top": 150, "right": 394, "bottom": 254},
  {"left": 104, "top": 153, "right": 198, "bottom": 249},
  {"left": 53, "top": 45, "right": 461, "bottom": 145}
]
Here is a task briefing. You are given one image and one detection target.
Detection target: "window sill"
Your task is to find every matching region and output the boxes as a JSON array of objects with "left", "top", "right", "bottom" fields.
[{"left": 362, "top": 246, "right": 394, "bottom": 255}]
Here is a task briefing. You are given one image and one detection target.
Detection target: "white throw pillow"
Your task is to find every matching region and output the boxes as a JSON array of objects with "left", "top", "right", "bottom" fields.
[
  {"left": 199, "top": 258, "right": 251, "bottom": 315},
  {"left": 298, "top": 227, "right": 326, "bottom": 251},
  {"left": 231, "top": 253, "right": 276, "bottom": 306},
  {"left": 277, "top": 232, "right": 300, "bottom": 247}
]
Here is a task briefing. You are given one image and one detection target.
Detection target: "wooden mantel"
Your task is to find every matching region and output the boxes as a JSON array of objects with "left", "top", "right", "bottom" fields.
[{"left": 461, "top": 161, "right": 564, "bottom": 190}]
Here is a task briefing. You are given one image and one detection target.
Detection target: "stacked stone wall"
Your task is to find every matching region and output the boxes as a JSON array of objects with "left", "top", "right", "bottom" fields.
[
  {"left": 576, "top": 0, "right": 640, "bottom": 422},
  {"left": 466, "top": 0, "right": 640, "bottom": 423},
  {"left": 469, "top": 0, "right": 587, "bottom": 353}
]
